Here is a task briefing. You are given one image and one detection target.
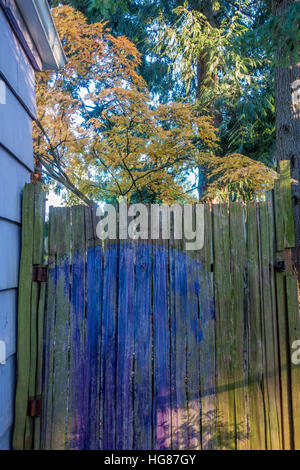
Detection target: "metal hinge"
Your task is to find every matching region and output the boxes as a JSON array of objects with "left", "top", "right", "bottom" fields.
[
  {"left": 32, "top": 266, "right": 48, "bottom": 283},
  {"left": 27, "top": 396, "right": 42, "bottom": 418}
]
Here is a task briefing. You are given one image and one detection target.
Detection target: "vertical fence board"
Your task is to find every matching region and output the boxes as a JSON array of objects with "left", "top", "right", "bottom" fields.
[
  {"left": 169, "top": 238, "right": 177, "bottom": 450},
  {"left": 84, "top": 245, "right": 102, "bottom": 449},
  {"left": 34, "top": 282, "right": 46, "bottom": 450},
  {"left": 24, "top": 282, "right": 38, "bottom": 449},
  {"left": 102, "top": 241, "right": 118, "bottom": 450},
  {"left": 213, "top": 204, "right": 235, "bottom": 449},
  {"left": 274, "top": 161, "right": 295, "bottom": 251},
  {"left": 275, "top": 270, "right": 292, "bottom": 449},
  {"left": 153, "top": 241, "right": 172, "bottom": 450},
  {"left": 32, "top": 184, "right": 46, "bottom": 267},
  {"left": 186, "top": 251, "right": 201, "bottom": 450},
  {"left": 286, "top": 274, "right": 300, "bottom": 449},
  {"left": 84, "top": 208, "right": 102, "bottom": 450},
  {"left": 198, "top": 205, "right": 216, "bottom": 450},
  {"left": 116, "top": 240, "right": 135, "bottom": 449},
  {"left": 182, "top": 205, "right": 201, "bottom": 450},
  {"left": 68, "top": 206, "right": 86, "bottom": 449},
  {"left": 43, "top": 207, "right": 57, "bottom": 450},
  {"left": 246, "top": 203, "right": 266, "bottom": 450},
  {"left": 31, "top": 185, "right": 46, "bottom": 450},
  {"left": 169, "top": 241, "right": 189, "bottom": 450},
  {"left": 229, "top": 203, "right": 249, "bottom": 449},
  {"left": 134, "top": 241, "right": 153, "bottom": 450},
  {"left": 51, "top": 208, "right": 71, "bottom": 450},
  {"left": 259, "top": 203, "right": 282, "bottom": 449}
]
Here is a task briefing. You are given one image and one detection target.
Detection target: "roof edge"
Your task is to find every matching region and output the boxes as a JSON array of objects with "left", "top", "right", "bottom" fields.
[{"left": 15, "top": 0, "right": 67, "bottom": 70}]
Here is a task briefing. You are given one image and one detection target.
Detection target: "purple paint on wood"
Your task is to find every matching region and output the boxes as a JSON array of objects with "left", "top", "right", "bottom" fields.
[
  {"left": 169, "top": 245, "right": 176, "bottom": 450},
  {"left": 186, "top": 257, "right": 201, "bottom": 449},
  {"left": 134, "top": 242, "right": 153, "bottom": 450},
  {"left": 170, "top": 248, "right": 189, "bottom": 450},
  {"left": 198, "top": 267, "right": 216, "bottom": 450},
  {"left": 116, "top": 242, "right": 135, "bottom": 449},
  {"left": 51, "top": 260, "right": 70, "bottom": 450},
  {"left": 69, "top": 250, "right": 86, "bottom": 449},
  {"left": 153, "top": 244, "right": 171, "bottom": 450},
  {"left": 85, "top": 245, "right": 103, "bottom": 449},
  {"left": 102, "top": 243, "right": 118, "bottom": 450}
]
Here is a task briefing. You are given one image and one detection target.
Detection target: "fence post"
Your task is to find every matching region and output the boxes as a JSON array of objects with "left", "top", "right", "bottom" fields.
[
  {"left": 12, "top": 183, "right": 46, "bottom": 450},
  {"left": 274, "top": 160, "right": 295, "bottom": 251},
  {"left": 274, "top": 160, "right": 300, "bottom": 450}
]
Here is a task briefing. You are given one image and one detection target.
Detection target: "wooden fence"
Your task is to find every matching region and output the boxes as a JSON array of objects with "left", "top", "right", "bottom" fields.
[{"left": 12, "top": 161, "right": 300, "bottom": 450}]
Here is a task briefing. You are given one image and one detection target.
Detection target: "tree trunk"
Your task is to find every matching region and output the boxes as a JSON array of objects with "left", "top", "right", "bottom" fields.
[
  {"left": 190, "top": 0, "right": 219, "bottom": 197},
  {"left": 191, "top": 0, "right": 218, "bottom": 98}
]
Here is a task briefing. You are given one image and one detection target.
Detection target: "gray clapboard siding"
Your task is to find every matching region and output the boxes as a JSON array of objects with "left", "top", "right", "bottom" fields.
[
  {"left": 0, "top": 86, "right": 34, "bottom": 171},
  {"left": 0, "top": 147, "right": 30, "bottom": 223},
  {"left": 0, "top": 355, "right": 16, "bottom": 439},
  {"left": 0, "top": 8, "right": 36, "bottom": 116},
  {"left": 0, "top": 220, "right": 21, "bottom": 291},
  {"left": 0, "top": 289, "right": 17, "bottom": 359}
]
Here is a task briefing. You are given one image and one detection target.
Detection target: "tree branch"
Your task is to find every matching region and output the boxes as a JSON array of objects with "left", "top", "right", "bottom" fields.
[
  {"left": 123, "top": 155, "right": 190, "bottom": 196},
  {"left": 91, "top": 146, "right": 124, "bottom": 196},
  {"left": 225, "top": 0, "right": 256, "bottom": 20}
]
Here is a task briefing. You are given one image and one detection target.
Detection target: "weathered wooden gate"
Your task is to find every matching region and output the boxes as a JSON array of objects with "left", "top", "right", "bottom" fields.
[{"left": 13, "top": 162, "right": 300, "bottom": 450}]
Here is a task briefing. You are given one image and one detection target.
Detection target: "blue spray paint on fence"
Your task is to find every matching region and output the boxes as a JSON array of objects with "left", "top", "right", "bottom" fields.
[{"left": 42, "top": 230, "right": 215, "bottom": 450}]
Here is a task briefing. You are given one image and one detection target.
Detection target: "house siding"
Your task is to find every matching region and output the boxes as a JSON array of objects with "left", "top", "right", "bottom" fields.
[
  {"left": 0, "top": 5, "right": 36, "bottom": 449},
  {"left": 0, "top": 86, "right": 35, "bottom": 171},
  {"left": 0, "top": 147, "right": 30, "bottom": 223},
  {"left": 0, "top": 6, "right": 36, "bottom": 116}
]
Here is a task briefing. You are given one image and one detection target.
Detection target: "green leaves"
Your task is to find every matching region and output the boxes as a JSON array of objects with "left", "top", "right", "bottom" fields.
[
  {"left": 244, "top": 1, "right": 300, "bottom": 66},
  {"left": 155, "top": 4, "right": 260, "bottom": 105}
]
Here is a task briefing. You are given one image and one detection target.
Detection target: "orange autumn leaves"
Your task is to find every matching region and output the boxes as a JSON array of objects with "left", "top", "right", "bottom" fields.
[{"left": 201, "top": 154, "right": 279, "bottom": 202}]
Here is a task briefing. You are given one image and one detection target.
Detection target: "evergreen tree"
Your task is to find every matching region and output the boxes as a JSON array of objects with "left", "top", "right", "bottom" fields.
[{"left": 49, "top": 0, "right": 91, "bottom": 18}]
